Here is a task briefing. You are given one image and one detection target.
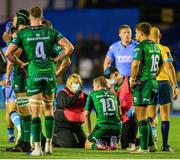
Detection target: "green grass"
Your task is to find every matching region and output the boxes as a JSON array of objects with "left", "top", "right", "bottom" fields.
[{"left": 0, "top": 109, "right": 180, "bottom": 159}]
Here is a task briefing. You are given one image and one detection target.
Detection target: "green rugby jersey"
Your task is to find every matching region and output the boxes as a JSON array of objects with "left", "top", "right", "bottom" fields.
[
  {"left": 133, "top": 40, "right": 162, "bottom": 82},
  {"left": 85, "top": 89, "right": 120, "bottom": 125},
  {"left": 12, "top": 25, "right": 63, "bottom": 76}
]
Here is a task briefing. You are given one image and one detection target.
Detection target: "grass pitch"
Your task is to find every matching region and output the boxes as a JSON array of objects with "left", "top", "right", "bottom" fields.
[{"left": 0, "top": 109, "right": 179, "bottom": 159}]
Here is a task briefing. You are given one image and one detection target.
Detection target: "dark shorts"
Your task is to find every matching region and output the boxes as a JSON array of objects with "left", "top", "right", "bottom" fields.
[
  {"left": 53, "top": 126, "right": 86, "bottom": 148},
  {"left": 88, "top": 124, "right": 121, "bottom": 143},
  {"left": 151, "top": 80, "right": 172, "bottom": 105}
]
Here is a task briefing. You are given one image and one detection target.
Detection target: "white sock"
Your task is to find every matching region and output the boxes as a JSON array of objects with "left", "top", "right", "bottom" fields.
[{"left": 34, "top": 142, "right": 41, "bottom": 150}]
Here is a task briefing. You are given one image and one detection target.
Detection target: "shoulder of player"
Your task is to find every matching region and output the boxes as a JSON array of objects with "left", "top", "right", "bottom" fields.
[
  {"left": 131, "top": 39, "right": 139, "bottom": 46},
  {"left": 89, "top": 90, "right": 98, "bottom": 96},
  {"left": 134, "top": 42, "right": 142, "bottom": 49},
  {"left": 109, "top": 41, "right": 121, "bottom": 50},
  {"left": 159, "top": 44, "right": 170, "bottom": 52},
  {"left": 87, "top": 92, "right": 94, "bottom": 98},
  {"left": 136, "top": 40, "right": 154, "bottom": 49},
  {"left": 17, "top": 27, "right": 30, "bottom": 35},
  {"left": 89, "top": 90, "right": 104, "bottom": 98},
  {"left": 108, "top": 90, "right": 117, "bottom": 97}
]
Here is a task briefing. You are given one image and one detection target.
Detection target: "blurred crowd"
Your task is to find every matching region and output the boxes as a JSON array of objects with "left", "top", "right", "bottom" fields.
[{"left": 70, "top": 32, "right": 108, "bottom": 84}]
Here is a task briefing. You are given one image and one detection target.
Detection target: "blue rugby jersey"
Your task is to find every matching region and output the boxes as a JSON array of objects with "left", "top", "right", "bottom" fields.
[{"left": 107, "top": 40, "right": 138, "bottom": 76}]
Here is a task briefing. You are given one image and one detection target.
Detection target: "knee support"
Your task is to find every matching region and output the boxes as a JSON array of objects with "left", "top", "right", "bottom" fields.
[
  {"left": 29, "top": 99, "right": 43, "bottom": 107},
  {"left": 42, "top": 98, "right": 53, "bottom": 107},
  {"left": 17, "top": 97, "right": 29, "bottom": 108}
]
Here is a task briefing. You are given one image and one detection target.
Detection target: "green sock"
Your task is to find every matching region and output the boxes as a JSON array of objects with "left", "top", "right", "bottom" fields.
[
  {"left": 19, "top": 116, "right": 24, "bottom": 142},
  {"left": 32, "top": 117, "right": 41, "bottom": 142},
  {"left": 148, "top": 121, "right": 154, "bottom": 146},
  {"left": 45, "top": 116, "right": 54, "bottom": 139},
  {"left": 138, "top": 119, "right": 150, "bottom": 150},
  {"left": 92, "top": 143, "right": 97, "bottom": 150},
  {"left": 22, "top": 115, "right": 31, "bottom": 143},
  {"left": 41, "top": 132, "right": 46, "bottom": 142}
]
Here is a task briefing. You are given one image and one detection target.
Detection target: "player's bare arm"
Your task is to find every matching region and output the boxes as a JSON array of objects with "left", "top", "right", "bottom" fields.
[
  {"left": 85, "top": 110, "right": 92, "bottom": 135},
  {"left": 164, "top": 62, "right": 179, "bottom": 100},
  {"left": 2, "top": 32, "right": 12, "bottom": 43},
  {"left": 54, "top": 37, "right": 74, "bottom": 62},
  {"left": 103, "top": 56, "right": 112, "bottom": 71},
  {"left": 56, "top": 57, "right": 71, "bottom": 77},
  {"left": 5, "top": 43, "right": 27, "bottom": 68},
  {"left": 5, "top": 61, "right": 13, "bottom": 86},
  {"left": 130, "top": 60, "right": 140, "bottom": 88},
  {"left": 14, "top": 48, "right": 23, "bottom": 58}
]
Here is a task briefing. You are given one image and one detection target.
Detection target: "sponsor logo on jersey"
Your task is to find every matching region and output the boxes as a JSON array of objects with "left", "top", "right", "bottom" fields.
[
  {"left": 36, "top": 33, "right": 40, "bottom": 37},
  {"left": 14, "top": 84, "right": 19, "bottom": 90},
  {"left": 133, "top": 97, "right": 137, "bottom": 102},
  {"left": 27, "top": 36, "right": 50, "bottom": 41},
  {"left": 27, "top": 89, "right": 39, "bottom": 93},
  {"left": 35, "top": 77, "right": 53, "bottom": 82},
  {"left": 143, "top": 98, "right": 150, "bottom": 102},
  {"left": 116, "top": 56, "right": 133, "bottom": 63}
]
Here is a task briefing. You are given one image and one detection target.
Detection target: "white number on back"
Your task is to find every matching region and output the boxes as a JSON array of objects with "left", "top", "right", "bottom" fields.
[
  {"left": 35, "top": 42, "right": 46, "bottom": 59},
  {"left": 151, "top": 55, "right": 159, "bottom": 72}
]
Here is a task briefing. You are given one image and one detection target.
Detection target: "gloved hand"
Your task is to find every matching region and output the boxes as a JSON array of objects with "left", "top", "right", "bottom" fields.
[
  {"left": 126, "top": 107, "right": 135, "bottom": 118},
  {"left": 5, "top": 21, "right": 13, "bottom": 33}
]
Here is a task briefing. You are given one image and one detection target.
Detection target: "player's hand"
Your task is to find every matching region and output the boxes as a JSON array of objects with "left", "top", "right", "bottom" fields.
[
  {"left": 19, "top": 62, "right": 28, "bottom": 69},
  {"left": 173, "top": 87, "right": 179, "bottom": 100},
  {"left": 0, "top": 80, "right": 9, "bottom": 86},
  {"left": 5, "top": 79, "right": 11, "bottom": 86},
  {"left": 56, "top": 71, "right": 61, "bottom": 77},
  {"left": 129, "top": 77, "right": 136, "bottom": 88},
  {"left": 2, "top": 32, "right": 12, "bottom": 43},
  {"left": 54, "top": 55, "right": 62, "bottom": 63}
]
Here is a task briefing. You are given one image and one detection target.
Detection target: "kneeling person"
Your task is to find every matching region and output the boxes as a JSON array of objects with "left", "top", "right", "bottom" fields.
[
  {"left": 85, "top": 76, "right": 121, "bottom": 150},
  {"left": 53, "top": 74, "right": 87, "bottom": 148},
  {"left": 104, "top": 66, "right": 138, "bottom": 151}
]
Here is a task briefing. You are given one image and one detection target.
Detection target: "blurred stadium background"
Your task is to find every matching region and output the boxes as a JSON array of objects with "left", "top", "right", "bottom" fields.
[{"left": 0, "top": 0, "right": 180, "bottom": 111}]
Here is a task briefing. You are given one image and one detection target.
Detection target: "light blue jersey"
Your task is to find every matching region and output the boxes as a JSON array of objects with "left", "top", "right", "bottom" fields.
[
  {"left": 2, "top": 47, "right": 16, "bottom": 103},
  {"left": 107, "top": 40, "right": 138, "bottom": 76}
]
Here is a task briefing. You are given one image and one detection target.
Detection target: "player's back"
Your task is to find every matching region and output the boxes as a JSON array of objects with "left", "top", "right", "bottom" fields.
[
  {"left": 134, "top": 40, "right": 161, "bottom": 82},
  {"left": 16, "top": 26, "right": 63, "bottom": 76},
  {"left": 156, "top": 44, "right": 173, "bottom": 81},
  {"left": 90, "top": 89, "right": 120, "bottom": 126}
]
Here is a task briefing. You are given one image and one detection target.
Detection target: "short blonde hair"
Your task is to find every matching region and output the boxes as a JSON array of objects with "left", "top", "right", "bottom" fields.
[
  {"left": 93, "top": 76, "right": 108, "bottom": 88},
  {"left": 66, "top": 73, "right": 82, "bottom": 88},
  {"left": 29, "top": 6, "right": 43, "bottom": 18}
]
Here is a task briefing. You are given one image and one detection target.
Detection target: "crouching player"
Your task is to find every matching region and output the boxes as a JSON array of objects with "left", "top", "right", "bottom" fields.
[
  {"left": 104, "top": 66, "right": 138, "bottom": 151},
  {"left": 85, "top": 76, "right": 121, "bottom": 150}
]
